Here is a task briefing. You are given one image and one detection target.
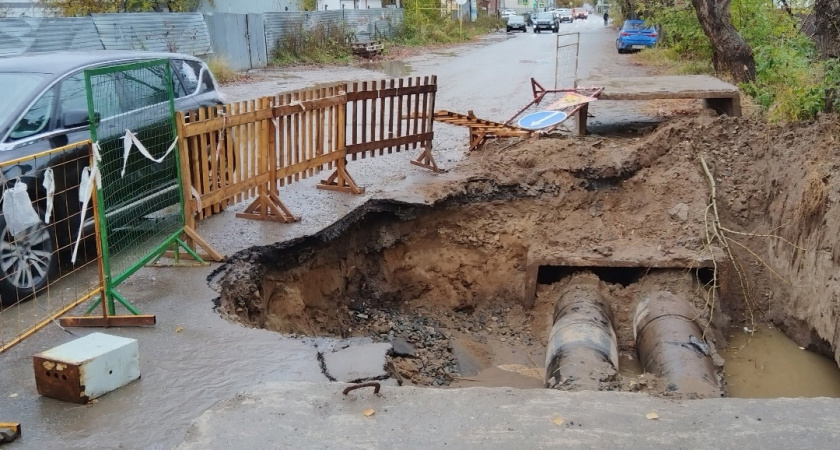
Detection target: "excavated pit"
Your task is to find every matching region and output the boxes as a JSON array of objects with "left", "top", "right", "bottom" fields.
[{"left": 214, "top": 114, "right": 840, "bottom": 397}]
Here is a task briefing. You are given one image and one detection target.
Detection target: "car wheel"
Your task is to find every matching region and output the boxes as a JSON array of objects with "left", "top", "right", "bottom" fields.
[
  {"left": 617, "top": 48, "right": 626, "bottom": 54},
  {"left": 535, "top": 29, "right": 539, "bottom": 33},
  {"left": 0, "top": 209, "right": 57, "bottom": 306},
  {"left": 507, "top": 27, "right": 511, "bottom": 32}
]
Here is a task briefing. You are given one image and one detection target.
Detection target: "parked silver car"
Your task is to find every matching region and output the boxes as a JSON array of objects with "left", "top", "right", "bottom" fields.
[{"left": 0, "top": 51, "right": 226, "bottom": 304}]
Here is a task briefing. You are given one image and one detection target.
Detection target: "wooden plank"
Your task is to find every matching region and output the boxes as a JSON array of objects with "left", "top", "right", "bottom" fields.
[
  {"left": 267, "top": 97, "right": 278, "bottom": 195},
  {"left": 396, "top": 78, "right": 404, "bottom": 149},
  {"left": 411, "top": 77, "right": 421, "bottom": 150},
  {"left": 379, "top": 79, "right": 386, "bottom": 156},
  {"left": 227, "top": 102, "right": 240, "bottom": 204},
  {"left": 361, "top": 81, "right": 368, "bottom": 158},
  {"left": 350, "top": 82, "right": 359, "bottom": 161},
  {"left": 59, "top": 315, "right": 157, "bottom": 327},
  {"left": 272, "top": 94, "right": 346, "bottom": 117},
  {"left": 419, "top": 75, "right": 430, "bottom": 150},
  {"left": 316, "top": 86, "right": 325, "bottom": 171},
  {"left": 199, "top": 171, "right": 273, "bottom": 206},
  {"left": 256, "top": 97, "right": 266, "bottom": 196},
  {"left": 284, "top": 92, "right": 294, "bottom": 185},
  {"left": 182, "top": 107, "right": 273, "bottom": 137},
  {"left": 245, "top": 100, "right": 255, "bottom": 198},
  {"left": 338, "top": 89, "right": 347, "bottom": 162},
  {"left": 345, "top": 84, "right": 436, "bottom": 101},
  {"left": 196, "top": 107, "right": 212, "bottom": 217},
  {"left": 276, "top": 95, "right": 286, "bottom": 187},
  {"left": 370, "top": 80, "right": 378, "bottom": 156},
  {"left": 387, "top": 78, "right": 396, "bottom": 154},
  {"left": 293, "top": 91, "right": 302, "bottom": 182},
  {"left": 327, "top": 86, "right": 334, "bottom": 171},
  {"left": 401, "top": 78, "right": 410, "bottom": 152},
  {"left": 347, "top": 132, "right": 434, "bottom": 155},
  {"left": 175, "top": 112, "right": 196, "bottom": 230}
]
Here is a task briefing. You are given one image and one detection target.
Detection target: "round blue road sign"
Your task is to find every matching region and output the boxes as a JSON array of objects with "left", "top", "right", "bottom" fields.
[{"left": 517, "top": 110, "right": 569, "bottom": 130}]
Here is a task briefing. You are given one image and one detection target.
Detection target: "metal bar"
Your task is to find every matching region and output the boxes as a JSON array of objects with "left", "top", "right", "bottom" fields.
[
  {"left": 109, "top": 290, "right": 141, "bottom": 316},
  {"left": 59, "top": 315, "right": 156, "bottom": 328},
  {"left": 0, "top": 288, "right": 102, "bottom": 353},
  {"left": 111, "top": 229, "right": 184, "bottom": 286},
  {"left": 0, "top": 140, "right": 91, "bottom": 168}
]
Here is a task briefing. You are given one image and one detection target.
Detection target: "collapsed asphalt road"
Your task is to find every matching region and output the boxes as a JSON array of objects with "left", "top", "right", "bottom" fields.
[{"left": 4, "top": 19, "right": 829, "bottom": 449}]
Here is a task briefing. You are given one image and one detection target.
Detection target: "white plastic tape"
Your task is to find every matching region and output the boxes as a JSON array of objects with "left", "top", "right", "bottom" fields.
[
  {"left": 43, "top": 167, "right": 55, "bottom": 224},
  {"left": 2, "top": 181, "right": 41, "bottom": 240},
  {"left": 121, "top": 129, "right": 178, "bottom": 177},
  {"left": 71, "top": 166, "right": 98, "bottom": 264}
]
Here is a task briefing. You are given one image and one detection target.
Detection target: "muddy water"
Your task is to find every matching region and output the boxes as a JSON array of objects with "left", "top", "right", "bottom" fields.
[
  {"left": 721, "top": 326, "right": 840, "bottom": 398},
  {"left": 355, "top": 60, "right": 412, "bottom": 77}
]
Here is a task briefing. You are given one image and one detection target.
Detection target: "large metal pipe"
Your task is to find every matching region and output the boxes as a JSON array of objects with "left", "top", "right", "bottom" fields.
[
  {"left": 633, "top": 291, "right": 722, "bottom": 397},
  {"left": 544, "top": 275, "right": 618, "bottom": 390}
]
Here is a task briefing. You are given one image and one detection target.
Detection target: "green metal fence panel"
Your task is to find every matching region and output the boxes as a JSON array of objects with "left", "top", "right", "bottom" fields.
[{"left": 84, "top": 59, "right": 185, "bottom": 314}]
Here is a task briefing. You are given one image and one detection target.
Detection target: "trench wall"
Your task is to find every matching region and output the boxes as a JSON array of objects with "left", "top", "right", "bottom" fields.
[{"left": 707, "top": 115, "right": 840, "bottom": 365}]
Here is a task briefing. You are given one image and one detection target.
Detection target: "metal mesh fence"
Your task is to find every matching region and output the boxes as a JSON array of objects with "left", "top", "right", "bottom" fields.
[
  {"left": 0, "top": 141, "right": 104, "bottom": 352},
  {"left": 85, "top": 59, "right": 183, "bottom": 313},
  {"left": 554, "top": 32, "right": 580, "bottom": 90}
]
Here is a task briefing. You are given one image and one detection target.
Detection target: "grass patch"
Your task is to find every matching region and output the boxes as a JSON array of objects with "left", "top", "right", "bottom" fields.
[
  {"left": 272, "top": 22, "right": 353, "bottom": 66},
  {"left": 205, "top": 56, "right": 242, "bottom": 84},
  {"left": 632, "top": 47, "right": 714, "bottom": 76}
]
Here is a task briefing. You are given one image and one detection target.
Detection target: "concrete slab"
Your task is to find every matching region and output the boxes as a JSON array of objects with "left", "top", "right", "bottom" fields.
[
  {"left": 178, "top": 382, "right": 840, "bottom": 449},
  {"left": 522, "top": 243, "right": 720, "bottom": 308},
  {"left": 579, "top": 75, "right": 739, "bottom": 101},
  {"left": 322, "top": 343, "right": 392, "bottom": 382},
  {"left": 578, "top": 75, "right": 741, "bottom": 118}
]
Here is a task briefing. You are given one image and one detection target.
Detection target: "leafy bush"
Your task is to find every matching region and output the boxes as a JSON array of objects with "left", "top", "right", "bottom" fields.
[
  {"left": 394, "top": 0, "right": 504, "bottom": 45},
  {"left": 272, "top": 21, "right": 352, "bottom": 65},
  {"left": 642, "top": 0, "right": 830, "bottom": 121}
]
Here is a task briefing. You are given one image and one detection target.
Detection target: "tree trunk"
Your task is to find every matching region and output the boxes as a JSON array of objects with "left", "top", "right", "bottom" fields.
[
  {"left": 690, "top": 0, "right": 755, "bottom": 83},
  {"left": 815, "top": 0, "right": 840, "bottom": 58}
]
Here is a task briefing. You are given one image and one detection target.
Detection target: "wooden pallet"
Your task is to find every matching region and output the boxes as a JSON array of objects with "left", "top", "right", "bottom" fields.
[
  {"left": 433, "top": 110, "right": 533, "bottom": 151},
  {"left": 351, "top": 41, "right": 384, "bottom": 57}
]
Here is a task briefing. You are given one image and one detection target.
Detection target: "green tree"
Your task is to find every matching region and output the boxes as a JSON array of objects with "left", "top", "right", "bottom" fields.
[{"left": 42, "top": 0, "right": 209, "bottom": 16}]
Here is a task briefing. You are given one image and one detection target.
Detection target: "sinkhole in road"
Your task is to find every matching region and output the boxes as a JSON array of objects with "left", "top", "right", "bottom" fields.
[
  {"left": 214, "top": 189, "right": 736, "bottom": 395},
  {"left": 215, "top": 191, "right": 840, "bottom": 397}
]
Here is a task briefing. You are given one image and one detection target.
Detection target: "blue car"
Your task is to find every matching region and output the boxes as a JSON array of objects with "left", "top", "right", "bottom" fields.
[{"left": 616, "top": 19, "right": 659, "bottom": 54}]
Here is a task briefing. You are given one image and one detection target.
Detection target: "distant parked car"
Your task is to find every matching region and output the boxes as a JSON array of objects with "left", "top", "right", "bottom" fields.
[
  {"left": 0, "top": 51, "right": 226, "bottom": 304},
  {"left": 506, "top": 15, "right": 527, "bottom": 33},
  {"left": 572, "top": 8, "right": 588, "bottom": 19},
  {"left": 533, "top": 11, "right": 558, "bottom": 33},
  {"left": 616, "top": 19, "right": 659, "bottom": 53},
  {"left": 501, "top": 9, "right": 516, "bottom": 19},
  {"left": 555, "top": 8, "right": 573, "bottom": 23}
]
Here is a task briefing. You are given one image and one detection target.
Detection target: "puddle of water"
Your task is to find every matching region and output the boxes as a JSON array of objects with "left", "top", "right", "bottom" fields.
[
  {"left": 356, "top": 60, "right": 413, "bottom": 77},
  {"left": 450, "top": 366, "right": 544, "bottom": 389},
  {"left": 722, "top": 326, "right": 840, "bottom": 398},
  {"left": 618, "top": 354, "right": 643, "bottom": 377}
]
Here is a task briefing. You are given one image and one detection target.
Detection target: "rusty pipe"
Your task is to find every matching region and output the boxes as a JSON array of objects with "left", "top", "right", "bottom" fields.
[
  {"left": 633, "top": 291, "right": 721, "bottom": 397},
  {"left": 545, "top": 276, "right": 618, "bottom": 389}
]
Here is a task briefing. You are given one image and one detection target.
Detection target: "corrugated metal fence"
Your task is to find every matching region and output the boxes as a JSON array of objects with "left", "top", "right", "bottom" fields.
[
  {"left": 0, "top": 17, "right": 103, "bottom": 56},
  {"left": 91, "top": 13, "right": 212, "bottom": 55},
  {"left": 204, "top": 13, "right": 268, "bottom": 71},
  {"left": 0, "top": 9, "right": 404, "bottom": 69}
]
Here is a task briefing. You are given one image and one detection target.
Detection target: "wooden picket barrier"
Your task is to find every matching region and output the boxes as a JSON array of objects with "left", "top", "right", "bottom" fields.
[
  {"left": 175, "top": 76, "right": 438, "bottom": 228},
  {"left": 345, "top": 76, "right": 439, "bottom": 172}
]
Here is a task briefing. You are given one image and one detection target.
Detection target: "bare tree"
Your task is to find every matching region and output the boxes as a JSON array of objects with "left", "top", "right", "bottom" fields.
[
  {"left": 690, "top": 0, "right": 755, "bottom": 82},
  {"left": 815, "top": 0, "right": 840, "bottom": 58}
]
